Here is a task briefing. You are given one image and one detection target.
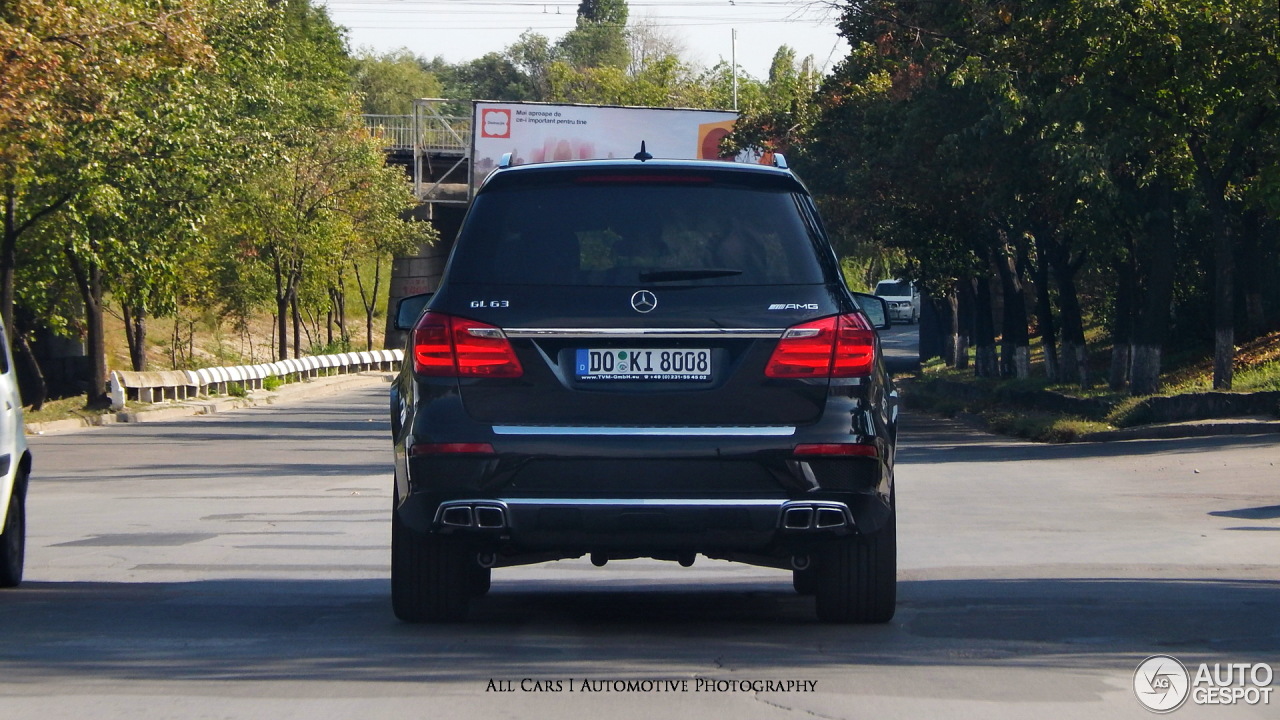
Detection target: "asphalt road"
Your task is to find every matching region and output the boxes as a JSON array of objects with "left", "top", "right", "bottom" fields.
[
  {"left": 877, "top": 320, "right": 921, "bottom": 375},
  {"left": 3, "top": 376, "right": 1278, "bottom": 719}
]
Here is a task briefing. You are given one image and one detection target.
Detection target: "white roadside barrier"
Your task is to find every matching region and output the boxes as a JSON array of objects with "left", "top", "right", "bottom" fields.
[{"left": 108, "top": 349, "right": 403, "bottom": 410}]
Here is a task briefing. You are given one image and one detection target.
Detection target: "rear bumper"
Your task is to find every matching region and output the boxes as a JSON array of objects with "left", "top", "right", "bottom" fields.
[
  {"left": 395, "top": 489, "right": 891, "bottom": 557},
  {"left": 391, "top": 376, "right": 896, "bottom": 557}
]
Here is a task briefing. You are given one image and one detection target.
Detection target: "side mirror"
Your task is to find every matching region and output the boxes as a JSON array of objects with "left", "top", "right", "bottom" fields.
[
  {"left": 394, "top": 293, "right": 433, "bottom": 331},
  {"left": 852, "top": 292, "right": 891, "bottom": 330}
]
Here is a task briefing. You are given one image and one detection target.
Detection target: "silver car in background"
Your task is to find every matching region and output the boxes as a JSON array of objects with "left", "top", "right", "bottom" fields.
[
  {"left": 873, "top": 279, "right": 920, "bottom": 324},
  {"left": 0, "top": 317, "right": 31, "bottom": 587}
]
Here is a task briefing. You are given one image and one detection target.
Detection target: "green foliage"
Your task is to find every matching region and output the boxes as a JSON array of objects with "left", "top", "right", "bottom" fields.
[
  {"left": 1234, "top": 362, "right": 1280, "bottom": 393},
  {"left": 2, "top": 0, "right": 428, "bottom": 396},
  {"left": 262, "top": 375, "right": 283, "bottom": 391},
  {"left": 560, "top": 0, "right": 630, "bottom": 70},
  {"left": 725, "top": 45, "right": 823, "bottom": 152},
  {"left": 352, "top": 50, "right": 443, "bottom": 114},
  {"left": 226, "top": 381, "right": 248, "bottom": 398},
  {"left": 309, "top": 338, "right": 352, "bottom": 356},
  {"left": 733, "top": 1, "right": 1280, "bottom": 391},
  {"left": 444, "top": 52, "right": 537, "bottom": 102}
]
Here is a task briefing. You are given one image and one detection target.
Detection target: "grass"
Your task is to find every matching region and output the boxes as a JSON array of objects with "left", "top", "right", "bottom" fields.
[
  {"left": 23, "top": 395, "right": 146, "bottom": 426},
  {"left": 983, "top": 411, "right": 1112, "bottom": 443},
  {"left": 25, "top": 297, "right": 395, "bottom": 424},
  {"left": 1160, "top": 331, "right": 1280, "bottom": 393},
  {"left": 905, "top": 328, "right": 1280, "bottom": 442},
  {"left": 23, "top": 395, "right": 114, "bottom": 425}
]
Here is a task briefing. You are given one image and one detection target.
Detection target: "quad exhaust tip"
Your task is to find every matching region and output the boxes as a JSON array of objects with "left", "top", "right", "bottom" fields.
[
  {"left": 437, "top": 501, "right": 509, "bottom": 530},
  {"left": 780, "top": 502, "right": 853, "bottom": 531}
]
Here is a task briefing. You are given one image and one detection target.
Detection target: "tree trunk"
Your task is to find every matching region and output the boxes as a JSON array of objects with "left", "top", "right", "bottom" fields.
[
  {"left": 1, "top": 188, "right": 17, "bottom": 335},
  {"left": 333, "top": 284, "right": 347, "bottom": 346},
  {"left": 1031, "top": 230, "right": 1058, "bottom": 383},
  {"left": 276, "top": 293, "right": 290, "bottom": 361},
  {"left": 1209, "top": 195, "right": 1233, "bottom": 390},
  {"left": 1130, "top": 183, "right": 1177, "bottom": 396},
  {"left": 1239, "top": 210, "right": 1265, "bottom": 340},
  {"left": 996, "top": 247, "right": 1029, "bottom": 379},
  {"left": 122, "top": 301, "right": 148, "bottom": 371},
  {"left": 11, "top": 319, "right": 46, "bottom": 411},
  {"left": 369, "top": 255, "right": 382, "bottom": 351},
  {"left": 1040, "top": 230, "right": 1089, "bottom": 388},
  {"left": 1050, "top": 244, "right": 1089, "bottom": 389},
  {"left": 972, "top": 276, "right": 998, "bottom": 378},
  {"left": 326, "top": 304, "right": 334, "bottom": 348},
  {"left": 931, "top": 290, "right": 954, "bottom": 366},
  {"left": 355, "top": 255, "right": 384, "bottom": 352},
  {"left": 66, "top": 246, "right": 109, "bottom": 407},
  {"left": 1110, "top": 252, "right": 1135, "bottom": 392},
  {"left": 954, "top": 280, "right": 972, "bottom": 370},
  {"left": 291, "top": 293, "right": 302, "bottom": 359}
]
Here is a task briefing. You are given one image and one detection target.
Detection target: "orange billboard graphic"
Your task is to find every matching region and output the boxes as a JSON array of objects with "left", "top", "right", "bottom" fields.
[{"left": 698, "top": 120, "right": 736, "bottom": 160}]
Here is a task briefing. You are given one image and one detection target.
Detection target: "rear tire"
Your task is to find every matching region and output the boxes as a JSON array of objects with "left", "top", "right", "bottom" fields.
[
  {"left": 0, "top": 479, "right": 25, "bottom": 588},
  {"left": 391, "top": 509, "right": 471, "bottom": 622},
  {"left": 469, "top": 565, "right": 492, "bottom": 596},
  {"left": 792, "top": 566, "right": 817, "bottom": 596},
  {"left": 814, "top": 509, "right": 896, "bottom": 623}
]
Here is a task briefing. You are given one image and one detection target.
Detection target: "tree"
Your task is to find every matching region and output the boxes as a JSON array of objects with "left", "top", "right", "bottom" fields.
[
  {"left": 352, "top": 49, "right": 443, "bottom": 115},
  {"left": 1, "top": 0, "right": 213, "bottom": 405},
  {"left": 626, "top": 15, "right": 684, "bottom": 76},
  {"left": 506, "top": 31, "right": 555, "bottom": 100},
  {"left": 558, "top": 0, "right": 629, "bottom": 70},
  {"left": 444, "top": 52, "right": 535, "bottom": 102},
  {"left": 737, "top": 1, "right": 1280, "bottom": 393}
]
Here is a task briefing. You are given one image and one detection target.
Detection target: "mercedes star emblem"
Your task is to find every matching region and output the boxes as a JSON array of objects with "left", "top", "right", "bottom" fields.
[{"left": 630, "top": 290, "right": 658, "bottom": 313}]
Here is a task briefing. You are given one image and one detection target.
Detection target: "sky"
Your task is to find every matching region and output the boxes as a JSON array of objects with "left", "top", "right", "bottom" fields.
[{"left": 320, "top": 0, "right": 850, "bottom": 81}]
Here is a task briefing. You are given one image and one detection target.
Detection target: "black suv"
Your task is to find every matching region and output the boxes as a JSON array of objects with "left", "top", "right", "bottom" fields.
[{"left": 390, "top": 155, "right": 898, "bottom": 623}]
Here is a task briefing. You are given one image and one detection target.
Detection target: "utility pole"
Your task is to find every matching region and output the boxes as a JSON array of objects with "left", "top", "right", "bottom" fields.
[{"left": 731, "top": 28, "right": 739, "bottom": 111}]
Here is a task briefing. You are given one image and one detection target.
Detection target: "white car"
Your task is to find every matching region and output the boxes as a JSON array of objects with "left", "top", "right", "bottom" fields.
[
  {"left": 0, "top": 317, "right": 31, "bottom": 587},
  {"left": 874, "top": 279, "right": 920, "bottom": 324}
]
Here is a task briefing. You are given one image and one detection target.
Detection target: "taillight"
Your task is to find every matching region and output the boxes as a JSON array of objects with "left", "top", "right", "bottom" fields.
[
  {"left": 764, "top": 313, "right": 876, "bottom": 378},
  {"left": 409, "top": 442, "right": 496, "bottom": 456},
  {"left": 412, "top": 312, "right": 523, "bottom": 378},
  {"left": 794, "top": 443, "right": 879, "bottom": 458}
]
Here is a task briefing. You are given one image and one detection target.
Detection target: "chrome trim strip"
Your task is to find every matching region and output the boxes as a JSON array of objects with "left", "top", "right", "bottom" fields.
[
  {"left": 504, "top": 328, "right": 785, "bottom": 339},
  {"left": 498, "top": 498, "right": 788, "bottom": 508},
  {"left": 492, "top": 425, "right": 796, "bottom": 437}
]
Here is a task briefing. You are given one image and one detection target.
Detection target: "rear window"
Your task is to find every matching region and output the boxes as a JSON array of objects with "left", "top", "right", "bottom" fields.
[
  {"left": 875, "top": 281, "right": 911, "bottom": 296},
  {"left": 446, "top": 182, "right": 827, "bottom": 287}
]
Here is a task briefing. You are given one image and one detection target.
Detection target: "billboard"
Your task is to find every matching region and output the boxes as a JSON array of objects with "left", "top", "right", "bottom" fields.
[{"left": 471, "top": 102, "right": 745, "bottom": 190}]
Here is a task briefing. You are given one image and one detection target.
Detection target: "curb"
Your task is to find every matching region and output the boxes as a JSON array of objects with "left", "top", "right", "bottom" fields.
[
  {"left": 1078, "top": 418, "right": 1280, "bottom": 442},
  {"left": 926, "top": 410, "right": 1280, "bottom": 443},
  {"left": 26, "top": 372, "right": 394, "bottom": 435}
]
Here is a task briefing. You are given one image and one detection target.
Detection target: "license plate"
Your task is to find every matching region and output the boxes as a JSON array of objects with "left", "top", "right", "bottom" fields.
[{"left": 575, "top": 348, "right": 712, "bottom": 381}]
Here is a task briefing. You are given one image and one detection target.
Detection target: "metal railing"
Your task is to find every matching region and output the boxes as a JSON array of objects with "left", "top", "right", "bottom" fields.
[
  {"left": 109, "top": 350, "right": 404, "bottom": 408},
  {"left": 361, "top": 113, "right": 470, "bottom": 154}
]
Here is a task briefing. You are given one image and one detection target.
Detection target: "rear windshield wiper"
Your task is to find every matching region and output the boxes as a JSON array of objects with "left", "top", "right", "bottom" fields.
[{"left": 638, "top": 268, "right": 743, "bottom": 282}]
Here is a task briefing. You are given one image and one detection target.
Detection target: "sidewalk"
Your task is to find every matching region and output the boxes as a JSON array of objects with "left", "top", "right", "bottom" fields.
[{"left": 25, "top": 372, "right": 394, "bottom": 435}]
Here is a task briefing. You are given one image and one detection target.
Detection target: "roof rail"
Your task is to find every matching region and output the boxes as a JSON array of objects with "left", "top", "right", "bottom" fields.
[
  {"left": 498, "top": 152, "right": 513, "bottom": 169},
  {"left": 772, "top": 153, "right": 789, "bottom": 170}
]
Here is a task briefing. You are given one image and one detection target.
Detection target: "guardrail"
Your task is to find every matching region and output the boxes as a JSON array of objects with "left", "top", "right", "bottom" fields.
[
  {"left": 108, "top": 350, "right": 403, "bottom": 410},
  {"left": 361, "top": 114, "right": 469, "bottom": 153}
]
